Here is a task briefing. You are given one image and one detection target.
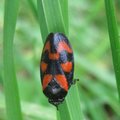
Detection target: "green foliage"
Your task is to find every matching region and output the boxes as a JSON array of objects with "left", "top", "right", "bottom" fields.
[
  {"left": 37, "top": 0, "right": 84, "bottom": 120},
  {"left": 104, "top": 0, "right": 120, "bottom": 100},
  {"left": 0, "top": 0, "right": 120, "bottom": 120},
  {"left": 3, "top": 0, "right": 23, "bottom": 120},
  {"left": 37, "top": 0, "right": 66, "bottom": 40}
]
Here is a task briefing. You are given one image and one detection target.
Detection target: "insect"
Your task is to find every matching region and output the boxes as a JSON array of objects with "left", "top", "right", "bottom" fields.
[{"left": 40, "top": 33, "right": 74, "bottom": 108}]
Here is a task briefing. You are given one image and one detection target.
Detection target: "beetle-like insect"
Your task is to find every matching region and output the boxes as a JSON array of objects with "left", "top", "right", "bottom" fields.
[{"left": 40, "top": 33, "right": 74, "bottom": 108}]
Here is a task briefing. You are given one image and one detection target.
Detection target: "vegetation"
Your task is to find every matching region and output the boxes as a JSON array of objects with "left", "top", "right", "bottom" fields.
[{"left": 0, "top": 0, "right": 120, "bottom": 120}]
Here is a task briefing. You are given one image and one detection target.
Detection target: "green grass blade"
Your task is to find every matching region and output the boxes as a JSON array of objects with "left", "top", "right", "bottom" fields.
[
  {"left": 37, "top": 0, "right": 49, "bottom": 41},
  {"left": 59, "top": 84, "right": 84, "bottom": 120},
  {"left": 27, "top": 0, "right": 38, "bottom": 20},
  {"left": 37, "top": 0, "right": 84, "bottom": 120},
  {"left": 3, "top": 0, "right": 23, "bottom": 120},
  {"left": 37, "top": 0, "right": 66, "bottom": 41},
  {"left": 104, "top": 0, "right": 120, "bottom": 99},
  {"left": 60, "top": 0, "right": 69, "bottom": 34}
]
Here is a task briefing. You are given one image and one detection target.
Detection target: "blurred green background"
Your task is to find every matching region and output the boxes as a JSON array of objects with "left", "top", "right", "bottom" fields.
[{"left": 0, "top": 0, "right": 120, "bottom": 120}]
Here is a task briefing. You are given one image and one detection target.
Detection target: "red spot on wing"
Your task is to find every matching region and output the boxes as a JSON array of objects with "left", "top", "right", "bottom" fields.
[
  {"left": 43, "top": 74, "right": 52, "bottom": 90},
  {"left": 55, "top": 75, "right": 68, "bottom": 91},
  {"left": 49, "top": 53, "right": 59, "bottom": 60},
  {"left": 61, "top": 62, "right": 72, "bottom": 72},
  {"left": 41, "top": 61, "right": 48, "bottom": 72},
  {"left": 43, "top": 41, "right": 50, "bottom": 52},
  {"left": 43, "top": 41, "right": 60, "bottom": 60},
  {"left": 57, "top": 41, "right": 72, "bottom": 53}
]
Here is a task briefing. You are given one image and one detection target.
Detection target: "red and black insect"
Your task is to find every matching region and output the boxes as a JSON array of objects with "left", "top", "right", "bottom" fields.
[{"left": 40, "top": 33, "right": 74, "bottom": 107}]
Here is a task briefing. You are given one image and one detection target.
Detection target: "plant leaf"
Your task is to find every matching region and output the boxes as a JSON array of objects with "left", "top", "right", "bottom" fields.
[
  {"left": 3, "top": 0, "right": 23, "bottom": 120},
  {"left": 37, "top": 0, "right": 84, "bottom": 120},
  {"left": 104, "top": 0, "right": 120, "bottom": 100}
]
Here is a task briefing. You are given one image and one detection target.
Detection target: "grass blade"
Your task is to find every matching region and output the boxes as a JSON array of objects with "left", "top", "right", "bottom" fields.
[
  {"left": 60, "top": 0, "right": 69, "bottom": 34},
  {"left": 3, "top": 0, "right": 23, "bottom": 120},
  {"left": 104, "top": 0, "right": 120, "bottom": 99},
  {"left": 59, "top": 84, "right": 84, "bottom": 120},
  {"left": 37, "top": 0, "right": 66, "bottom": 40},
  {"left": 37, "top": 0, "right": 84, "bottom": 119},
  {"left": 27, "top": 0, "right": 38, "bottom": 20}
]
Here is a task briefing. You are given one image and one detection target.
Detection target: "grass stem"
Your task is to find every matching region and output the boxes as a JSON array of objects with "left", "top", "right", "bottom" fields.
[
  {"left": 3, "top": 0, "right": 23, "bottom": 120},
  {"left": 104, "top": 0, "right": 120, "bottom": 100}
]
